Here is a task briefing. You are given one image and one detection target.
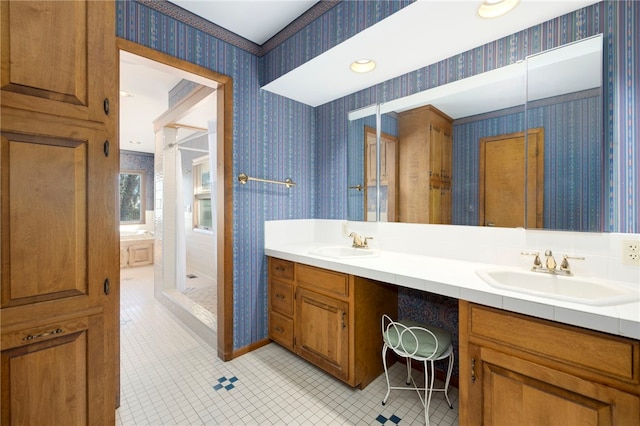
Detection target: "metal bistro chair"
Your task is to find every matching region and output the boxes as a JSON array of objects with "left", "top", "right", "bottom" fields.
[{"left": 381, "top": 314, "right": 454, "bottom": 426}]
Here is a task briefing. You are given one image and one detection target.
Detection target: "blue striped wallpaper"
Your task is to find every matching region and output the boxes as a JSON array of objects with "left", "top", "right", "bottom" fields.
[
  {"left": 117, "top": 0, "right": 638, "bottom": 351},
  {"left": 450, "top": 90, "right": 602, "bottom": 231}
]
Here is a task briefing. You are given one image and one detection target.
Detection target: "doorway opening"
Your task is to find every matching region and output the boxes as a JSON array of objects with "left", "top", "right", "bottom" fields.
[{"left": 117, "top": 39, "right": 233, "bottom": 360}]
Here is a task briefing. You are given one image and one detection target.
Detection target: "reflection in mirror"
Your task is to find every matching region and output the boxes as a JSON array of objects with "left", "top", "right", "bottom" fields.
[
  {"left": 120, "top": 171, "right": 144, "bottom": 224},
  {"left": 347, "top": 114, "right": 398, "bottom": 222},
  {"left": 348, "top": 35, "right": 602, "bottom": 231},
  {"left": 526, "top": 35, "right": 603, "bottom": 231}
]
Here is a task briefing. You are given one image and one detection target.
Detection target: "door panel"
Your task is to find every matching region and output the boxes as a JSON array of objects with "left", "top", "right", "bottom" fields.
[
  {"left": 0, "top": 0, "right": 112, "bottom": 122},
  {"left": 296, "top": 288, "right": 349, "bottom": 380},
  {"left": 4, "top": 332, "right": 88, "bottom": 425},
  {"left": 479, "top": 128, "right": 544, "bottom": 228},
  {"left": 4, "top": 133, "right": 87, "bottom": 305}
]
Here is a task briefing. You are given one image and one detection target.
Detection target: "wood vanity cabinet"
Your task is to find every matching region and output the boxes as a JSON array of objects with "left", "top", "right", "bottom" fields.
[
  {"left": 268, "top": 257, "right": 398, "bottom": 389},
  {"left": 398, "top": 104, "right": 452, "bottom": 224},
  {"left": 459, "top": 301, "right": 640, "bottom": 425},
  {"left": 268, "top": 258, "right": 296, "bottom": 351}
]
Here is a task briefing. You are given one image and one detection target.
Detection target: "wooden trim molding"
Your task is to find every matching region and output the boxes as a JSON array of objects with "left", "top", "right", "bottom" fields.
[{"left": 115, "top": 37, "right": 234, "bottom": 360}]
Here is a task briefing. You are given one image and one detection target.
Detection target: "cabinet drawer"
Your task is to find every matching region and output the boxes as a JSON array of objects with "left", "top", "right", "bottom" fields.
[
  {"left": 269, "top": 311, "right": 294, "bottom": 350},
  {"left": 269, "top": 258, "right": 294, "bottom": 282},
  {"left": 270, "top": 280, "right": 294, "bottom": 317},
  {"left": 469, "top": 304, "right": 640, "bottom": 384},
  {"left": 297, "top": 264, "right": 348, "bottom": 298}
]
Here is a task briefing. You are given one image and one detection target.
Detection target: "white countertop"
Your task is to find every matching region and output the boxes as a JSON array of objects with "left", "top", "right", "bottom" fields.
[{"left": 265, "top": 242, "right": 640, "bottom": 340}]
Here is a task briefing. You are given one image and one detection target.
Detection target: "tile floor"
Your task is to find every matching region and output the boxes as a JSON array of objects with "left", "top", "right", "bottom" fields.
[{"left": 118, "top": 265, "right": 459, "bottom": 425}]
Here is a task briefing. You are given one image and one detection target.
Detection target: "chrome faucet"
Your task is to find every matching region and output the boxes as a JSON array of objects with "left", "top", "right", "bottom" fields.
[
  {"left": 521, "top": 250, "right": 585, "bottom": 275},
  {"left": 349, "top": 232, "right": 372, "bottom": 248}
]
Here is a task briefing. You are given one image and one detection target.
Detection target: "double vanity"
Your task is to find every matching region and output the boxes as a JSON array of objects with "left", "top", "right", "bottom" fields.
[{"left": 265, "top": 219, "right": 640, "bottom": 425}]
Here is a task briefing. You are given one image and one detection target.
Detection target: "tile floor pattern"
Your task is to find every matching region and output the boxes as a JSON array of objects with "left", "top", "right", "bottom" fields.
[
  {"left": 182, "top": 285, "right": 217, "bottom": 316},
  {"left": 118, "top": 266, "right": 459, "bottom": 425}
]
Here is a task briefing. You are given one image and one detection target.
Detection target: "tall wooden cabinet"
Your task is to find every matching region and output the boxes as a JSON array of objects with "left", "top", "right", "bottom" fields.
[
  {"left": 268, "top": 257, "right": 398, "bottom": 389},
  {"left": 398, "top": 105, "right": 453, "bottom": 224},
  {"left": 459, "top": 301, "right": 640, "bottom": 425},
  {"left": 1, "top": 1, "right": 118, "bottom": 424}
]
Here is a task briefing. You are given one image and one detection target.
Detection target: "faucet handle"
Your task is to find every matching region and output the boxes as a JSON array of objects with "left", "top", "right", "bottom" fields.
[
  {"left": 521, "top": 251, "right": 542, "bottom": 269},
  {"left": 363, "top": 237, "right": 373, "bottom": 248},
  {"left": 559, "top": 254, "right": 585, "bottom": 273}
]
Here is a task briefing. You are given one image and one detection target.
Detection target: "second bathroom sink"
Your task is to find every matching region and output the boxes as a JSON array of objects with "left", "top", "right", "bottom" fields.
[{"left": 476, "top": 268, "right": 639, "bottom": 306}]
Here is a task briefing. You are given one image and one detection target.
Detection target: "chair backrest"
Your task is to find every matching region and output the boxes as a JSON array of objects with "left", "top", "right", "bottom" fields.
[{"left": 381, "top": 314, "right": 440, "bottom": 360}]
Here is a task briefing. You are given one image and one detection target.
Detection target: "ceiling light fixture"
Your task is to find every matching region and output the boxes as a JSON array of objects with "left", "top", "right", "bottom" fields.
[
  {"left": 350, "top": 59, "right": 376, "bottom": 73},
  {"left": 120, "top": 90, "right": 134, "bottom": 97},
  {"left": 477, "top": 0, "right": 520, "bottom": 18}
]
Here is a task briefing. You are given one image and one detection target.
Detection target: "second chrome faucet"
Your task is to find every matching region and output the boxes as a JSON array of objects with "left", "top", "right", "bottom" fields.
[{"left": 349, "top": 232, "right": 373, "bottom": 249}]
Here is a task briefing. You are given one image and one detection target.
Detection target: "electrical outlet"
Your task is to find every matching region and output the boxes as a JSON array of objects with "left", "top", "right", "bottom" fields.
[
  {"left": 622, "top": 240, "right": 640, "bottom": 266},
  {"left": 341, "top": 221, "right": 349, "bottom": 237}
]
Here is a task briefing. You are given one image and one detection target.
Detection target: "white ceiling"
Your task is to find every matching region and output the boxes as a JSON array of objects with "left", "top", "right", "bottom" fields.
[
  {"left": 171, "top": 0, "right": 318, "bottom": 45},
  {"left": 120, "top": 51, "right": 218, "bottom": 153},
  {"left": 262, "top": 0, "right": 600, "bottom": 106},
  {"left": 120, "top": 0, "right": 599, "bottom": 153}
]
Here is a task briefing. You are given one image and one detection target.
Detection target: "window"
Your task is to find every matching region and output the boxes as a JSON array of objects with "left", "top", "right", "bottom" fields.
[
  {"left": 120, "top": 171, "right": 145, "bottom": 224},
  {"left": 193, "top": 156, "right": 211, "bottom": 230}
]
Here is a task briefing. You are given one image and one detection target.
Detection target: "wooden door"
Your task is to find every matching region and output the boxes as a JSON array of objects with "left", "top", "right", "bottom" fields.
[
  {"left": 296, "top": 288, "right": 349, "bottom": 381},
  {"left": 479, "top": 128, "right": 544, "bottom": 228},
  {"left": 364, "top": 127, "right": 398, "bottom": 222},
  {"left": 1, "top": 1, "right": 118, "bottom": 424}
]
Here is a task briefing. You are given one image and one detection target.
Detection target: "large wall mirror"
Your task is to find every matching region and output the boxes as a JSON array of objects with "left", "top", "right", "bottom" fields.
[{"left": 348, "top": 35, "right": 603, "bottom": 232}]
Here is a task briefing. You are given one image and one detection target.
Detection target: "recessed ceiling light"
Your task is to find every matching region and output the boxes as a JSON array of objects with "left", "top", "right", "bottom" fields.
[
  {"left": 477, "top": 0, "right": 520, "bottom": 18},
  {"left": 350, "top": 59, "right": 376, "bottom": 73},
  {"left": 120, "top": 90, "right": 134, "bottom": 97}
]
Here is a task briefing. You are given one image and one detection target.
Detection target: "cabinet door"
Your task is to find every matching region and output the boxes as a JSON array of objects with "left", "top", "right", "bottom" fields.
[
  {"left": 1, "top": 0, "right": 115, "bottom": 123},
  {"left": 1, "top": 314, "right": 106, "bottom": 425},
  {"left": 478, "top": 348, "right": 640, "bottom": 426},
  {"left": 128, "top": 243, "right": 153, "bottom": 267},
  {"left": 120, "top": 245, "right": 129, "bottom": 269},
  {"left": 429, "top": 124, "right": 452, "bottom": 180},
  {"left": 0, "top": 0, "right": 118, "bottom": 421},
  {"left": 296, "top": 288, "right": 349, "bottom": 381}
]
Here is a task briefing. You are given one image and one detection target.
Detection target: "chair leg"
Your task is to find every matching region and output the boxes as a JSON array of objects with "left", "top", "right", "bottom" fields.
[
  {"left": 381, "top": 344, "right": 391, "bottom": 406},
  {"left": 405, "top": 357, "right": 412, "bottom": 385},
  {"left": 423, "top": 360, "right": 436, "bottom": 426},
  {"left": 443, "top": 351, "right": 455, "bottom": 409}
]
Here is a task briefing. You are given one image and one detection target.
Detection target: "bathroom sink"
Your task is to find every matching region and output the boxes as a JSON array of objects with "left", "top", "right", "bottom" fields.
[
  {"left": 308, "top": 246, "right": 379, "bottom": 259},
  {"left": 476, "top": 268, "right": 639, "bottom": 306}
]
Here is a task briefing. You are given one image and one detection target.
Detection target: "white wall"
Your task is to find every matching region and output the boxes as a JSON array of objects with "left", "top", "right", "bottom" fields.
[{"left": 184, "top": 212, "right": 216, "bottom": 281}]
